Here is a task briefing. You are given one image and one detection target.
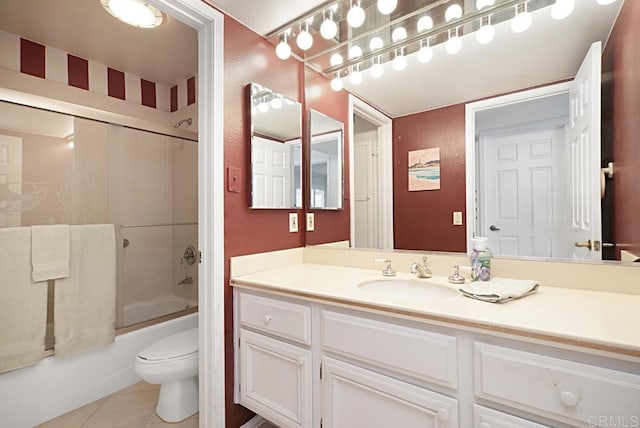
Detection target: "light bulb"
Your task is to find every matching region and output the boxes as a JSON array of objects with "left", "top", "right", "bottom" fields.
[
  {"left": 103, "top": 0, "right": 164, "bottom": 28},
  {"left": 369, "top": 36, "right": 384, "bottom": 51},
  {"left": 391, "top": 26, "right": 407, "bottom": 42},
  {"left": 476, "top": 22, "right": 495, "bottom": 44},
  {"left": 271, "top": 97, "right": 282, "bottom": 109},
  {"left": 445, "top": 4, "right": 463, "bottom": 22},
  {"left": 67, "top": 140, "right": 74, "bottom": 149},
  {"left": 275, "top": 38, "right": 291, "bottom": 60},
  {"left": 370, "top": 62, "right": 384, "bottom": 79},
  {"left": 330, "top": 76, "right": 343, "bottom": 91},
  {"left": 446, "top": 29, "right": 462, "bottom": 55},
  {"left": 330, "top": 53, "right": 344, "bottom": 66},
  {"left": 257, "top": 102, "right": 269, "bottom": 113},
  {"left": 349, "top": 70, "right": 363, "bottom": 85},
  {"left": 551, "top": 0, "right": 574, "bottom": 20},
  {"left": 296, "top": 25, "right": 313, "bottom": 50},
  {"left": 377, "top": 0, "right": 397, "bottom": 15},
  {"left": 476, "top": 0, "right": 495, "bottom": 9},
  {"left": 349, "top": 45, "right": 363, "bottom": 59},
  {"left": 392, "top": 54, "right": 407, "bottom": 71},
  {"left": 596, "top": 0, "right": 617, "bottom": 4},
  {"left": 511, "top": 5, "right": 532, "bottom": 33},
  {"left": 417, "top": 44, "right": 433, "bottom": 63},
  {"left": 417, "top": 15, "right": 433, "bottom": 32},
  {"left": 320, "top": 16, "right": 338, "bottom": 39},
  {"left": 347, "top": 2, "right": 365, "bottom": 28}
]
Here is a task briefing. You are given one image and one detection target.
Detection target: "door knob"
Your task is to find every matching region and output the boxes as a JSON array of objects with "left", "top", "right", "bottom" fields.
[
  {"left": 574, "top": 240, "right": 593, "bottom": 251},
  {"left": 489, "top": 225, "right": 501, "bottom": 231}
]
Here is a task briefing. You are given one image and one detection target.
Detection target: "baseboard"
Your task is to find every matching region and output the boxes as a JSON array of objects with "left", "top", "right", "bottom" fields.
[{"left": 240, "top": 415, "right": 268, "bottom": 428}]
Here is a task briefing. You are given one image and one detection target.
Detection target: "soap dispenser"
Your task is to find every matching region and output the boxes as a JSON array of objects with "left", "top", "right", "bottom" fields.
[{"left": 470, "top": 237, "right": 492, "bottom": 281}]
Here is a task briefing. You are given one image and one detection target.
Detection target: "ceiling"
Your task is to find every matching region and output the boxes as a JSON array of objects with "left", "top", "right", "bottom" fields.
[
  {"left": 0, "top": 0, "right": 624, "bottom": 117},
  {"left": 0, "top": 0, "right": 197, "bottom": 87}
]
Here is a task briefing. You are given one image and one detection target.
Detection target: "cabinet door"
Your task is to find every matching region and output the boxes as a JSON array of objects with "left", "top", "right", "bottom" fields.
[
  {"left": 240, "top": 329, "right": 312, "bottom": 428},
  {"left": 474, "top": 405, "right": 550, "bottom": 428},
  {"left": 322, "top": 357, "right": 458, "bottom": 428}
]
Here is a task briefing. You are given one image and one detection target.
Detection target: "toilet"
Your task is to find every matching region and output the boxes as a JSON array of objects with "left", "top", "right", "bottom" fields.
[{"left": 134, "top": 328, "right": 199, "bottom": 422}]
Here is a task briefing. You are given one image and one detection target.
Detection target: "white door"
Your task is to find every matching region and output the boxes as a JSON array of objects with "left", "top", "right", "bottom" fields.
[
  {"left": 252, "top": 136, "right": 292, "bottom": 208},
  {"left": 353, "top": 130, "right": 378, "bottom": 248},
  {"left": 239, "top": 329, "right": 312, "bottom": 428},
  {"left": 569, "top": 41, "right": 602, "bottom": 260},
  {"left": 322, "top": 357, "right": 458, "bottom": 428},
  {"left": 481, "top": 127, "right": 566, "bottom": 258},
  {"left": 0, "top": 135, "right": 23, "bottom": 227}
]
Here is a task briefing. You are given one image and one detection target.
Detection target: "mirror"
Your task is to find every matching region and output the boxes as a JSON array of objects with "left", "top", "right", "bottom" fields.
[
  {"left": 249, "top": 83, "right": 302, "bottom": 209},
  {"left": 309, "top": 110, "right": 344, "bottom": 210},
  {"left": 348, "top": 0, "right": 640, "bottom": 264}
]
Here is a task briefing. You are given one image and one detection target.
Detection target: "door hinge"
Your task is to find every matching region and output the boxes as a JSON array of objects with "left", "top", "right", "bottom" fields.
[
  {"left": 320, "top": 363, "right": 323, "bottom": 380},
  {"left": 198, "top": 251, "right": 202, "bottom": 263},
  {"left": 320, "top": 417, "right": 323, "bottom": 428}
]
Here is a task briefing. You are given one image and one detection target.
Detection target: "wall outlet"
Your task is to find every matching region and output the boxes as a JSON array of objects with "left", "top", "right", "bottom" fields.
[
  {"left": 453, "top": 211, "right": 463, "bottom": 226},
  {"left": 306, "top": 213, "right": 315, "bottom": 231},
  {"left": 289, "top": 212, "right": 299, "bottom": 233}
]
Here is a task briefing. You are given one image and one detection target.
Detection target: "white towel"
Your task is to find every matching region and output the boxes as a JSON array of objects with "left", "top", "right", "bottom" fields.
[
  {"left": 0, "top": 227, "right": 47, "bottom": 373},
  {"left": 54, "top": 225, "right": 116, "bottom": 358},
  {"left": 31, "top": 225, "right": 70, "bottom": 282},
  {"left": 459, "top": 278, "right": 539, "bottom": 303}
]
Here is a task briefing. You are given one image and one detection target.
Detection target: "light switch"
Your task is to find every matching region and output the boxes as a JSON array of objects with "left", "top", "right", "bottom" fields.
[
  {"left": 227, "top": 167, "right": 241, "bottom": 193},
  {"left": 306, "top": 213, "right": 315, "bottom": 231},
  {"left": 289, "top": 213, "right": 299, "bottom": 233},
  {"left": 453, "top": 211, "right": 463, "bottom": 226}
]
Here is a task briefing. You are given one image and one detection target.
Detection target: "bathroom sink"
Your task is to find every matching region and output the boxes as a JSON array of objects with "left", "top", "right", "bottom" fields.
[{"left": 357, "top": 279, "right": 458, "bottom": 298}]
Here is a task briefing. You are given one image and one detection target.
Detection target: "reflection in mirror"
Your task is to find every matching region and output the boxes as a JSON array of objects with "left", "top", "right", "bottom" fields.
[
  {"left": 348, "top": 0, "right": 640, "bottom": 265},
  {"left": 249, "top": 83, "right": 302, "bottom": 209},
  {"left": 309, "top": 110, "right": 344, "bottom": 210}
]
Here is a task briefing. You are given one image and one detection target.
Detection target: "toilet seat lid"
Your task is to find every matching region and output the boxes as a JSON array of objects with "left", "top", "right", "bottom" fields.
[{"left": 138, "top": 328, "right": 198, "bottom": 361}]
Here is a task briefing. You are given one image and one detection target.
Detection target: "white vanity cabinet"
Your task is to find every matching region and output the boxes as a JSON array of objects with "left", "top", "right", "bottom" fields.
[
  {"left": 234, "top": 288, "right": 640, "bottom": 428},
  {"left": 236, "top": 292, "right": 313, "bottom": 428}
]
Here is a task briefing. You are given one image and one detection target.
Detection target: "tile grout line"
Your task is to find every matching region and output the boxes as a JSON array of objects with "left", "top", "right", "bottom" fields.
[{"left": 78, "top": 398, "right": 107, "bottom": 428}]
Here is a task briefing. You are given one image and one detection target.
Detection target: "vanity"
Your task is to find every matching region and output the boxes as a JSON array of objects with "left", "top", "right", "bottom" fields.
[{"left": 231, "top": 248, "right": 640, "bottom": 428}]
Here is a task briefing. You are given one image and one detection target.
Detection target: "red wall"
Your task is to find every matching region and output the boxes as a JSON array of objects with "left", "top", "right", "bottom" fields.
[
  {"left": 304, "top": 67, "right": 351, "bottom": 245},
  {"left": 222, "top": 15, "right": 305, "bottom": 428},
  {"left": 392, "top": 105, "right": 467, "bottom": 252},
  {"left": 603, "top": 0, "right": 640, "bottom": 259}
]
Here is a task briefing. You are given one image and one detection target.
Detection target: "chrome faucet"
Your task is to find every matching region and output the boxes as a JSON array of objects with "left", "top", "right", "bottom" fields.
[{"left": 410, "top": 256, "right": 432, "bottom": 278}]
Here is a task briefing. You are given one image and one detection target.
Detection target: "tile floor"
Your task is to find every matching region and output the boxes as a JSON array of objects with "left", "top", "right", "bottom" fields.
[{"left": 37, "top": 381, "right": 198, "bottom": 428}]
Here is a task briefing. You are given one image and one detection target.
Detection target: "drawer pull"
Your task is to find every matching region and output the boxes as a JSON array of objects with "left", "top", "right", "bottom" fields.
[
  {"left": 437, "top": 408, "right": 449, "bottom": 421},
  {"left": 478, "top": 423, "right": 491, "bottom": 428},
  {"left": 560, "top": 390, "right": 578, "bottom": 407},
  {"left": 263, "top": 314, "right": 272, "bottom": 325}
]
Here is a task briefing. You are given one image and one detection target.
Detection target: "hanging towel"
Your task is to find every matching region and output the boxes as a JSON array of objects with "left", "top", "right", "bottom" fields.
[
  {"left": 0, "top": 227, "right": 47, "bottom": 373},
  {"left": 54, "top": 224, "right": 116, "bottom": 358},
  {"left": 459, "top": 278, "right": 539, "bottom": 303},
  {"left": 31, "top": 224, "right": 70, "bottom": 282}
]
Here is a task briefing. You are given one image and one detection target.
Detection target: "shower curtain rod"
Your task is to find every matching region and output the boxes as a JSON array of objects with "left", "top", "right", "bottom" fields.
[{"left": 119, "top": 222, "right": 198, "bottom": 228}]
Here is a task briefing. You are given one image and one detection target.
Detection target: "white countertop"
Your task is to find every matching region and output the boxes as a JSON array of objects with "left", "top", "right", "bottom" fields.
[{"left": 231, "top": 263, "right": 640, "bottom": 357}]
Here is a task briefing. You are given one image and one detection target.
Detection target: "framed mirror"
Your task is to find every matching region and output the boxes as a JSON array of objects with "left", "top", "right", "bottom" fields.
[
  {"left": 248, "top": 83, "right": 302, "bottom": 209},
  {"left": 309, "top": 110, "right": 344, "bottom": 210}
]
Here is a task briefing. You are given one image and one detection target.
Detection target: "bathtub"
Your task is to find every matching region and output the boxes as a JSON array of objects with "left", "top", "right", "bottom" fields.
[
  {"left": 123, "top": 295, "right": 198, "bottom": 326},
  {"left": 0, "top": 312, "right": 197, "bottom": 428}
]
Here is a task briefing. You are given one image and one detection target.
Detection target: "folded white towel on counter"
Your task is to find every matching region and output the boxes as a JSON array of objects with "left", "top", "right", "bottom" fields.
[
  {"left": 31, "top": 225, "right": 70, "bottom": 282},
  {"left": 459, "top": 278, "right": 539, "bottom": 303}
]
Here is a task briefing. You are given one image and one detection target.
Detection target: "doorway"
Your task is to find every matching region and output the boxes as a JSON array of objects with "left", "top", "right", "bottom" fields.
[{"left": 349, "top": 95, "right": 393, "bottom": 249}]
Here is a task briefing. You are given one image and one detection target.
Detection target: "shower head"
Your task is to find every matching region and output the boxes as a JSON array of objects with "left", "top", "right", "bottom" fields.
[{"left": 174, "top": 118, "right": 193, "bottom": 128}]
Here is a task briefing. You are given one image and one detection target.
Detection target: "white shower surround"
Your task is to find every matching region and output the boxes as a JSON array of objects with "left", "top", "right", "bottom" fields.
[{"left": 0, "top": 313, "right": 197, "bottom": 427}]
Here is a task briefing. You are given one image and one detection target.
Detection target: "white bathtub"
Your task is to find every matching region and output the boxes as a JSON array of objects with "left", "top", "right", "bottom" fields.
[
  {"left": 0, "top": 313, "right": 197, "bottom": 428},
  {"left": 123, "top": 295, "right": 198, "bottom": 326}
]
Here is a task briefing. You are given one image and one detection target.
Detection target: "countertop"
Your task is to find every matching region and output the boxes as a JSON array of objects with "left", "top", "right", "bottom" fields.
[{"left": 231, "top": 263, "right": 640, "bottom": 358}]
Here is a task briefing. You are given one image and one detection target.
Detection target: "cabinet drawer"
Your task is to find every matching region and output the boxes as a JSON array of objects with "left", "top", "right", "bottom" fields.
[
  {"left": 323, "top": 356, "right": 458, "bottom": 428},
  {"left": 321, "top": 310, "right": 457, "bottom": 388},
  {"left": 474, "top": 405, "right": 550, "bottom": 428},
  {"left": 474, "top": 343, "right": 640, "bottom": 426},
  {"left": 239, "top": 292, "right": 311, "bottom": 345}
]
